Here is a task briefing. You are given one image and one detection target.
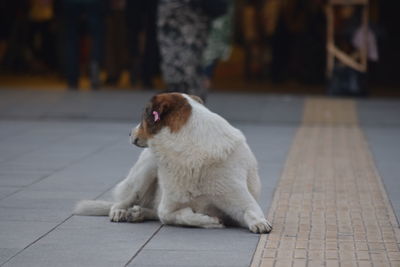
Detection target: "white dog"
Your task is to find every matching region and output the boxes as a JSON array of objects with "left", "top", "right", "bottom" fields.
[{"left": 74, "top": 93, "right": 272, "bottom": 233}]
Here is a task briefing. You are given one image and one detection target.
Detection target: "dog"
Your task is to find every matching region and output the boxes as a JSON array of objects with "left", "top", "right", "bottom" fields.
[{"left": 74, "top": 93, "right": 272, "bottom": 233}]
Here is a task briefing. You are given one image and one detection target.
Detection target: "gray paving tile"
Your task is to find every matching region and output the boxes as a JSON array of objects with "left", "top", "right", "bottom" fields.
[
  {"left": 0, "top": 90, "right": 304, "bottom": 124},
  {"left": 213, "top": 93, "right": 304, "bottom": 124},
  {"left": 0, "top": 190, "right": 87, "bottom": 211},
  {"left": 358, "top": 99, "right": 400, "bottom": 126},
  {"left": 0, "top": 220, "right": 57, "bottom": 250},
  {"left": 239, "top": 124, "right": 297, "bottom": 211},
  {"left": 0, "top": 122, "right": 85, "bottom": 162},
  {"left": 0, "top": 170, "right": 51, "bottom": 187},
  {"left": 0, "top": 162, "right": 58, "bottom": 173},
  {"left": 0, "top": 187, "right": 20, "bottom": 200},
  {"left": 0, "top": 120, "right": 35, "bottom": 140},
  {"left": 0, "top": 90, "right": 153, "bottom": 122},
  {"left": 129, "top": 249, "right": 252, "bottom": 267},
  {"left": 0, "top": 90, "right": 38, "bottom": 114},
  {"left": 5, "top": 136, "right": 124, "bottom": 171},
  {"left": 24, "top": 147, "right": 141, "bottom": 194},
  {"left": 0, "top": 207, "right": 70, "bottom": 223},
  {"left": 357, "top": 98, "right": 400, "bottom": 222},
  {"left": 144, "top": 226, "right": 258, "bottom": 251},
  {"left": 0, "top": 91, "right": 67, "bottom": 119},
  {"left": 208, "top": 93, "right": 304, "bottom": 124},
  {"left": 0, "top": 249, "right": 20, "bottom": 265},
  {"left": 362, "top": 127, "right": 400, "bottom": 222},
  {"left": 3, "top": 217, "right": 161, "bottom": 267}
]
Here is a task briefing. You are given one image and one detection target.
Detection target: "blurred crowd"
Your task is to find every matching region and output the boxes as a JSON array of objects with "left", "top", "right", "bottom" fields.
[{"left": 0, "top": 0, "right": 389, "bottom": 99}]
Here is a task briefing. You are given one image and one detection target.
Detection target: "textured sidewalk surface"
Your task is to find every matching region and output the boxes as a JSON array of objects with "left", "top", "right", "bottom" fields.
[
  {"left": 251, "top": 99, "right": 400, "bottom": 267},
  {"left": 0, "top": 89, "right": 399, "bottom": 267}
]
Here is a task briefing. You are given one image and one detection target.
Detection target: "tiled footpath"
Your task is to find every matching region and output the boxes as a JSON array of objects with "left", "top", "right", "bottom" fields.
[
  {"left": 0, "top": 89, "right": 399, "bottom": 267},
  {"left": 251, "top": 98, "right": 400, "bottom": 267},
  {"left": 0, "top": 90, "right": 301, "bottom": 267}
]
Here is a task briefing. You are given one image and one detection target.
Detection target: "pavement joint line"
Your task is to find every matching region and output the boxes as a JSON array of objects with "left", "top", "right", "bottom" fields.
[
  {"left": 0, "top": 123, "right": 89, "bottom": 163},
  {"left": 0, "top": 134, "right": 129, "bottom": 265},
  {"left": 250, "top": 98, "right": 400, "bottom": 267},
  {"left": 88, "top": 155, "right": 166, "bottom": 267},
  {"left": 0, "top": 132, "right": 122, "bottom": 203},
  {"left": 74, "top": 145, "right": 166, "bottom": 267},
  {"left": 0, "top": 214, "right": 74, "bottom": 267},
  {"left": 0, "top": 157, "right": 148, "bottom": 266},
  {"left": 0, "top": 117, "right": 164, "bottom": 266},
  {"left": 0, "top": 172, "right": 52, "bottom": 201},
  {"left": 124, "top": 224, "right": 164, "bottom": 267}
]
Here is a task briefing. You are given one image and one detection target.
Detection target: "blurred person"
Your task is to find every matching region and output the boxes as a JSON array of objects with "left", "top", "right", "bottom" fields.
[
  {"left": 1, "top": 1, "right": 32, "bottom": 71},
  {"left": 27, "top": 0, "right": 57, "bottom": 72},
  {"left": 263, "top": 0, "right": 292, "bottom": 83},
  {"left": 202, "top": 1, "right": 235, "bottom": 89},
  {"left": 62, "top": 0, "right": 106, "bottom": 90},
  {"left": 104, "top": 0, "right": 129, "bottom": 86},
  {"left": 291, "top": 0, "right": 325, "bottom": 84},
  {"left": 0, "top": 0, "right": 16, "bottom": 66},
  {"left": 328, "top": 6, "right": 378, "bottom": 96},
  {"left": 262, "top": 0, "right": 326, "bottom": 84},
  {"left": 158, "top": 0, "right": 229, "bottom": 101},
  {"left": 125, "top": 0, "right": 159, "bottom": 89},
  {"left": 242, "top": 0, "right": 266, "bottom": 81}
]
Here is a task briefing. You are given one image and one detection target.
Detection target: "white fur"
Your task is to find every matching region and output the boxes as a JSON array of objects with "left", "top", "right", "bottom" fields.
[{"left": 74, "top": 94, "right": 272, "bottom": 233}]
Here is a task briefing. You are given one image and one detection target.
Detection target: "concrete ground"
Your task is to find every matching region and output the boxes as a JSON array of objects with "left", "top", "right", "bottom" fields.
[{"left": 0, "top": 89, "right": 399, "bottom": 267}]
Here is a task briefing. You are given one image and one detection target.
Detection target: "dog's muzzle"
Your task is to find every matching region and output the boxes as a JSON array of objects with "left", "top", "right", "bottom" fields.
[{"left": 130, "top": 127, "right": 148, "bottom": 148}]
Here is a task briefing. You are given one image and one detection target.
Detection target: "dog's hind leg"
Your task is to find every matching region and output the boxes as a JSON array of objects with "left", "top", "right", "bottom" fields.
[
  {"left": 109, "top": 149, "right": 158, "bottom": 222},
  {"left": 214, "top": 185, "right": 272, "bottom": 234},
  {"left": 157, "top": 197, "right": 224, "bottom": 229},
  {"left": 159, "top": 207, "right": 224, "bottom": 228}
]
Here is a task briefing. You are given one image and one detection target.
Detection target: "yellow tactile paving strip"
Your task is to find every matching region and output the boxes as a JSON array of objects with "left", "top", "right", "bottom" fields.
[
  {"left": 251, "top": 98, "right": 400, "bottom": 267},
  {"left": 302, "top": 98, "right": 358, "bottom": 125}
]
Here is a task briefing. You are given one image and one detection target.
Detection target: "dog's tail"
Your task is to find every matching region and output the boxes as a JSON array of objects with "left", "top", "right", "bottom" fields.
[{"left": 73, "top": 200, "right": 113, "bottom": 216}]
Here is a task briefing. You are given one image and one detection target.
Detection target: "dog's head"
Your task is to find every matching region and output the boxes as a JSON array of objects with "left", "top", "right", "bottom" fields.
[{"left": 131, "top": 93, "right": 203, "bottom": 148}]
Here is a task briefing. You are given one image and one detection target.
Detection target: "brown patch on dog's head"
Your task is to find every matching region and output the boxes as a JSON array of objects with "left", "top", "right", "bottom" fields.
[{"left": 133, "top": 93, "right": 192, "bottom": 147}]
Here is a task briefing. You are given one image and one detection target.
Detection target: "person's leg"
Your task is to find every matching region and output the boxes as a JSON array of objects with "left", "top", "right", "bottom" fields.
[
  {"left": 114, "top": 11, "right": 129, "bottom": 84},
  {"left": 104, "top": 12, "right": 118, "bottom": 85},
  {"left": 141, "top": 0, "right": 160, "bottom": 88},
  {"left": 126, "top": 0, "right": 144, "bottom": 86},
  {"left": 157, "top": 0, "right": 209, "bottom": 100},
  {"left": 41, "top": 21, "right": 57, "bottom": 69},
  {"left": 64, "top": 3, "right": 80, "bottom": 88},
  {"left": 105, "top": 11, "right": 129, "bottom": 86},
  {"left": 86, "top": 3, "right": 104, "bottom": 89}
]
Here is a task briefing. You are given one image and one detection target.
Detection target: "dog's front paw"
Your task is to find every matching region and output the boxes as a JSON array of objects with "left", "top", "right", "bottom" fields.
[
  {"left": 109, "top": 208, "right": 128, "bottom": 222},
  {"left": 126, "top": 205, "right": 144, "bottom": 222},
  {"left": 249, "top": 218, "right": 272, "bottom": 234}
]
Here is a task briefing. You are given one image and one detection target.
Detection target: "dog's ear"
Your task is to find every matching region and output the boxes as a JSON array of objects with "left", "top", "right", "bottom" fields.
[
  {"left": 145, "top": 93, "right": 192, "bottom": 134},
  {"left": 150, "top": 95, "right": 171, "bottom": 122},
  {"left": 155, "top": 101, "right": 170, "bottom": 117},
  {"left": 189, "top": 95, "right": 204, "bottom": 105}
]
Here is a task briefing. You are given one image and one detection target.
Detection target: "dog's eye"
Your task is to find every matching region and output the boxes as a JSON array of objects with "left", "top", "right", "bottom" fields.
[{"left": 145, "top": 104, "right": 153, "bottom": 114}]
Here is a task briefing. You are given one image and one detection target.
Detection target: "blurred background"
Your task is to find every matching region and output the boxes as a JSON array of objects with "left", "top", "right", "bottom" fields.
[{"left": 0, "top": 0, "right": 398, "bottom": 97}]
